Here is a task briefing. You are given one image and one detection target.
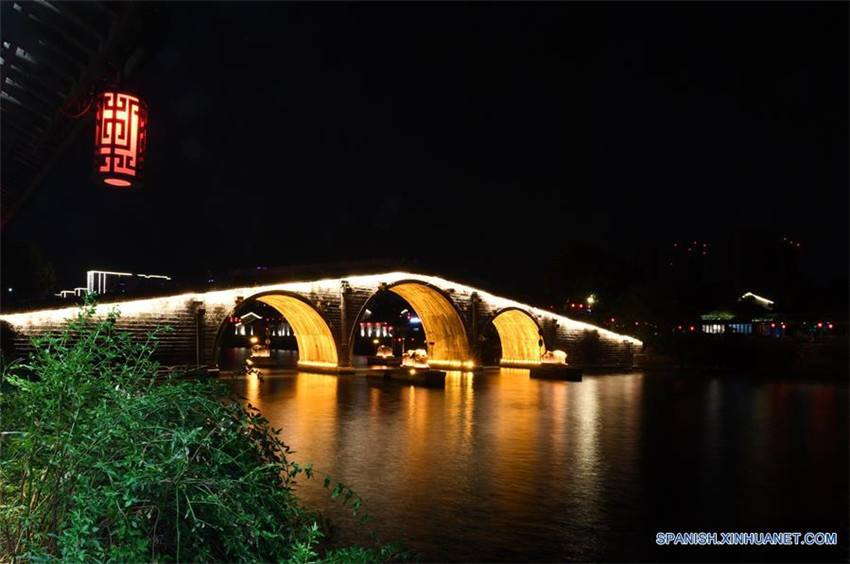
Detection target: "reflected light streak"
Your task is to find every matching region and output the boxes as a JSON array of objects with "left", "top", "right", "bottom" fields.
[
  {"left": 244, "top": 371, "right": 261, "bottom": 406},
  {"left": 405, "top": 384, "right": 433, "bottom": 463},
  {"left": 486, "top": 368, "right": 546, "bottom": 518},
  {"left": 445, "top": 371, "right": 476, "bottom": 444},
  {"left": 571, "top": 377, "right": 602, "bottom": 508},
  {"left": 543, "top": 378, "right": 570, "bottom": 461},
  {"left": 289, "top": 372, "right": 339, "bottom": 457}
]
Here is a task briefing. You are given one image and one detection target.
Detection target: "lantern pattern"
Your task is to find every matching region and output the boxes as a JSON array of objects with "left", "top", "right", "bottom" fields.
[{"left": 94, "top": 91, "right": 147, "bottom": 187}]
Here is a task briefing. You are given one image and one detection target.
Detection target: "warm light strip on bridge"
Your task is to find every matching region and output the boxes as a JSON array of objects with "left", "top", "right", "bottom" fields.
[
  {"left": 0, "top": 292, "right": 207, "bottom": 327},
  {"left": 429, "top": 360, "right": 476, "bottom": 370},
  {"left": 297, "top": 361, "right": 339, "bottom": 368},
  {"left": 499, "top": 359, "right": 543, "bottom": 368}
]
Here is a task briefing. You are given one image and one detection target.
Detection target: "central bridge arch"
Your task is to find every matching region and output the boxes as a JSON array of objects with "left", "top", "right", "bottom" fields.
[
  {"left": 351, "top": 280, "right": 474, "bottom": 369},
  {"left": 213, "top": 290, "right": 340, "bottom": 370},
  {"left": 487, "top": 307, "right": 546, "bottom": 367}
]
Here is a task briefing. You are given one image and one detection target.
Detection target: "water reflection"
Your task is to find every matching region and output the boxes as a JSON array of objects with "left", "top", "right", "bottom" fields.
[
  {"left": 443, "top": 371, "right": 475, "bottom": 447},
  {"left": 225, "top": 367, "right": 848, "bottom": 562}
]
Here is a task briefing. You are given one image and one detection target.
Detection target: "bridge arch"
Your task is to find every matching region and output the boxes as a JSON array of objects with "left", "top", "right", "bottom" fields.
[
  {"left": 485, "top": 307, "right": 546, "bottom": 367},
  {"left": 350, "top": 279, "right": 474, "bottom": 369},
  {"left": 213, "top": 290, "right": 339, "bottom": 370}
]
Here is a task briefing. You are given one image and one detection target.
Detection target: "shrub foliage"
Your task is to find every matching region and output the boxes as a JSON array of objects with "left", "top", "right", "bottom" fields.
[{"left": 0, "top": 301, "right": 399, "bottom": 562}]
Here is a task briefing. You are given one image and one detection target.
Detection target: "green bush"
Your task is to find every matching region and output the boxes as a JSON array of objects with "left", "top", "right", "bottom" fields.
[{"left": 0, "top": 301, "right": 406, "bottom": 562}]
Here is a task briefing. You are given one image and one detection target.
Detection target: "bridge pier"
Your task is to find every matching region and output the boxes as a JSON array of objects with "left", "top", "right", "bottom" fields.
[
  {"left": 541, "top": 317, "right": 559, "bottom": 352},
  {"left": 338, "top": 280, "right": 355, "bottom": 371},
  {"left": 193, "top": 300, "right": 205, "bottom": 366},
  {"left": 470, "top": 292, "right": 480, "bottom": 345}
]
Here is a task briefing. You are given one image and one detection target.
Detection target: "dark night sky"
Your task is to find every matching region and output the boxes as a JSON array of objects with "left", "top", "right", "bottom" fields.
[{"left": 3, "top": 2, "right": 848, "bottom": 296}]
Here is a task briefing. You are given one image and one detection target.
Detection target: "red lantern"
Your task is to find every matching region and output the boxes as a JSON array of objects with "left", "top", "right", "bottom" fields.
[{"left": 94, "top": 91, "right": 147, "bottom": 187}]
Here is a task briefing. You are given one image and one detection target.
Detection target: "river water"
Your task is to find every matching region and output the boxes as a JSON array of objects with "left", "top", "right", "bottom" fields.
[{"left": 223, "top": 351, "right": 848, "bottom": 562}]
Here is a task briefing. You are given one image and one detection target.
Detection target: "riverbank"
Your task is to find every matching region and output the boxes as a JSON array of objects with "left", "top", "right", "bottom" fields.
[{"left": 636, "top": 334, "right": 848, "bottom": 380}]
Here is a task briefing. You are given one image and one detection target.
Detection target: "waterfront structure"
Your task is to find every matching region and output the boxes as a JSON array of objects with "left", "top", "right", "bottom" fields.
[
  {"left": 1, "top": 271, "right": 642, "bottom": 372},
  {"left": 697, "top": 291, "right": 841, "bottom": 337}
]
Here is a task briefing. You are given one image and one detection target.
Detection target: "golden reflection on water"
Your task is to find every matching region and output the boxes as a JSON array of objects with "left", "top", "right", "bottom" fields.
[
  {"left": 240, "top": 369, "right": 647, "bottom": 520},
  {"left": 569, "top": 376, "right": 601, "bottom": 520},
  {"left": 244, "top": 370, "right": 261, "bottom": 405},
  {"left": 444, "top": 371, "right": 475, "bottom": 445},
  {"left": 240, "top": 370, "right": 339, "bottom": 461},
  {"left": 369, "top": 385, "right": 382, "bottom": 417},
  {"left": 487, "top": 369, "right": 547, "bottom": 518},
  {"left": 543, "top": 379, "right": 569, "bottom": 462},
  {"left": 292, "top": 372, "right": 339, "bottom": 452},
  {"left": 403, "top": 383, "right": 433, "bottom": 473},
  {"left": 221, "top": 365, "right": 847, "bottom": 562}
]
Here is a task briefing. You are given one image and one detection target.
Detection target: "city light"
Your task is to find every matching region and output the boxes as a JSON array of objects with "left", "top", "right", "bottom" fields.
[{"left": 740, "top": 292, "right": 775, "bottom": 309}]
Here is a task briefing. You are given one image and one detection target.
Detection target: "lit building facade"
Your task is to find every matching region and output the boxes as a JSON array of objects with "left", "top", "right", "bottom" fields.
[
  {"left": 55, "top": 270, "right": 172, "bottom": 298},
  {"left": 86, "top": 270, "right": 171, "bottom": 295}
]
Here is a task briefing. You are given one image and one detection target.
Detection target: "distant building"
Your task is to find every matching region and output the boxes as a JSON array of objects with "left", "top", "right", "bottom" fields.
[
  {"left": 696, "top": 290, "right": 839, "bottom": 337},
  {"left": 86, "top": 270, "right": 172, "bottom": 295},
  {"left": 359, "top": 321, "right": 394, "bottom": 338},
  {"left": 55, "top": 270, "right": 172, "bottom": 299},
  {"left": 727, "top": 230, "right": 804, "bottom": 309},
  {"left": 220, "top": 311, "right": 297, "bottom": 350},
  {"left": 54, "top": 287, "right": 88, "bottom": 299},
  {"left": 354, "top": 308, "right": 427, "bottom": 355},
  {"left": 231, "top": 312, "right": 294, "bottom": 337}
]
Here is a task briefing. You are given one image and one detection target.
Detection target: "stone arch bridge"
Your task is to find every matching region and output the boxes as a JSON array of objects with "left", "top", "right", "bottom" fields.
[{"left": 1, "top": 272, "right": 642, "bottom": 372}]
